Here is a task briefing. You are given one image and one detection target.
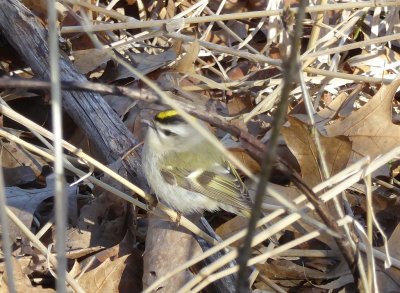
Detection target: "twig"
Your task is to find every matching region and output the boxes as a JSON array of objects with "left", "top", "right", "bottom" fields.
[
  {"left": 303, "top": 32, "right": 400, "bottom": 59},
  {"left": 62, "top": 0, "right": 137, "bottom": 22},
  {"left": 364, "top": 174, "right": 373, "bottom": 292},
  {"left": 61, "top": 1, "right": 400, "bottom": 33},
  {"left": 47, "top": 0, "right": 67, "bottom": 291},
  {"left": 192, "top": 217, "right": 353, "bottom": 293},
  {"left": 166, "top": 32, "right": 280, "bottom": 66},
  {"left": 307, "top": 0, "right": 327, "bottom": 51},
  {"left": 304, "top": 67, "right": 394, "bottom": 84},
  {"left": 0, "top": 127, "right": 148, "bottom": 212},
  {"left": 300, "top": 46, "right": 364, "bottom": 289},
  {"left": 0, "top": 160, "right": 16, "bottom": 293},
  {"left": 177, "top": 145, "right": 400, "bottom": 291},
  {"left": 236, "top": 0, "right": 308, "bottom": 291}
]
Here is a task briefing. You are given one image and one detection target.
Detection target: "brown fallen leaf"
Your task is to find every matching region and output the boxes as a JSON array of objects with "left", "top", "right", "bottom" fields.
[
  {"left": 282, "top": 116, "right": 352, "bottom": 187},
  {"left": 230, "top": 147, "right": 261, "bottom": 173},
  {"left": 0, "top": 257, "right": 54, "bottom": 293},
  {"left": 174, "top": 41, "right": 200, "bottom": 74},
  {"left": 215, "top": 215, "right": 248, "bottom": 246},
  {"left": 257, "top": 259, "right": 332, "bottom": 280},
  {"left": 1, "top": 140, "right": 45, "bottom": 176},
  {"left": 142, "top": 214, "right": 202, "bottom": 292},
  {"left": 326, "top": 79, "right": 400, "bottom": 162},
  {"left": 79, "top": 252, "right": 142, "bottom": 293},
  {"left": 73, "top": 49, "right": 112, "bottom": 74},
  {"left": 227, "top": 94, "right": 253, "bottom": 116}
]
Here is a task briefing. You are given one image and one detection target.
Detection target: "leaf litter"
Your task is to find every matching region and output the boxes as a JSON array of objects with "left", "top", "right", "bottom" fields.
[{"left": 0, "top": 0, "right": 400, "bottom": 292}]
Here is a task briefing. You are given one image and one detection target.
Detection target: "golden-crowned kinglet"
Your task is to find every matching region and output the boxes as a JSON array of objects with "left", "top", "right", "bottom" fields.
[{"left": 142, "top": 110, "right": 252, "bottom": 216}]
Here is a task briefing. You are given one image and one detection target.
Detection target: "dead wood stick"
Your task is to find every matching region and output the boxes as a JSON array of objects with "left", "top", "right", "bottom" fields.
[{"left": 0, "top": 0, "right": 143, "bottom": 185}]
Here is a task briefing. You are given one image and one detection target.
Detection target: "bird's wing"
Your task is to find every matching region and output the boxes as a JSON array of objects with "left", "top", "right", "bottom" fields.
[{"left": 160, "top": 161, "right": 252, "bottom": 213}]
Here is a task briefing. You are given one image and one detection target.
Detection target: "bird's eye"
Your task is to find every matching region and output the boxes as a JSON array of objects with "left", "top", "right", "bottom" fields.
[{"left": 162, "top": 129, "right": 174, "bottom": 136}]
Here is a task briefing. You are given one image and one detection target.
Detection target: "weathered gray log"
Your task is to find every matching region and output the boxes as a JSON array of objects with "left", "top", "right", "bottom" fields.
[{"left": 0, "top": 0, "right": 144, "bottom": 186}]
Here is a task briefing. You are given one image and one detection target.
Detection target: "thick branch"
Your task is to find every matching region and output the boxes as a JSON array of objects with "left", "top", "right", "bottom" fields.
[{"left": 0, "top": 0, "right": 144, "bottom": 183}]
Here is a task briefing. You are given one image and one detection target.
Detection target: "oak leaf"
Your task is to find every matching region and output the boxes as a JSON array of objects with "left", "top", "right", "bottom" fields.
[
  {"left": 326, "top": 79, "right": 400, "bottom": 162},
  {"left": 282, "top": 116, "right": 351, "bottom": 187}
]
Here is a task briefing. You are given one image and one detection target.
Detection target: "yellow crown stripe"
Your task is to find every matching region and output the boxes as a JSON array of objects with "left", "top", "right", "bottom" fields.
[{"left": 156, "top": 110, "right": 179, "bottom": 120}]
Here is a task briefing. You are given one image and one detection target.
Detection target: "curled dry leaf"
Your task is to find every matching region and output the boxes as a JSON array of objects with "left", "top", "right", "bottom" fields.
[{"left": 3, "top": 166, "right": 36, "bottom": 187}]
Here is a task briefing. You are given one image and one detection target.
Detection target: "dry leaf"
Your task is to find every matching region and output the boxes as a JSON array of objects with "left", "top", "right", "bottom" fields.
[
  {"left": 73, "top": 49, "right": 112, "bottom": 74},
  {"left": 79, "top": 253, "right": 142, "bottom": 293},
  {"left": 326, "top": 80, "right": 400, "bottom": 163},
  {"left": 3, "top": 166, "right": 36, "bottom": 187},
  {"left": 227, "top": 95, "right": 253, "bottom": 116},
  {"left": 100, "top": 49, "right": 176, "bottom": 83},
  {"left": 67, "top": 162, "right": 129, "bottom": 250},
  {"left": 1, "top": 140, "right": 45, "bottom": 176},
  {"left": 257, "top": 259, "right": 330, "bottom": 280},
  {"left": 215, "top": 216, "right": 248, "bottom": 246},
  {"left": 0, "top": 257, "right": 54, "bottom": 292},
  {"left": 175, "top": 41, "right": 200, "bottom": 73},
  {"left": 230, "top": 147, "right": 261, "bottom": 173},
  {"left": 142, "top": 214, "right": 202, "bottom": 292},
  {"left": 318, "top": 92, "right": 349, "bottom": 120},
  {"left": 345, "top": 47, "right": 400, "bottom": 78},
  {"left": 282, "top": 116, "right": 352, "bottom": 187},
  {"left": 6, "top": 176, "right": 78, "bottom": 247}
]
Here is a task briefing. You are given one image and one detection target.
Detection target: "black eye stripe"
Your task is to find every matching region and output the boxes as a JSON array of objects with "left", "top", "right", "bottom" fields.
[{"left": 162, "top": 129, "right": 175, "bottom": 136}]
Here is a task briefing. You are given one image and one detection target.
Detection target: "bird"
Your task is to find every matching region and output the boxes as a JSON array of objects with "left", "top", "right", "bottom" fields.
[{"left": 141, "top": 109, "right": 253, "bottom": 217}]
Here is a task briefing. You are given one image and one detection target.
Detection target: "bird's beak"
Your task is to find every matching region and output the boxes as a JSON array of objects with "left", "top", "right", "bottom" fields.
[
  {"left": 142, "top": 119, "right": 156, "bottom": 129},
  {"left": 142, "top": 119, "right": 162, "bottom": 139}
]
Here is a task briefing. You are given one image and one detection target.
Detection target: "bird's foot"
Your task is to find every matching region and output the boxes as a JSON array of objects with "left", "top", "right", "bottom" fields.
[{"left": 175, "top": 212, "right": 182, "bottom": 226}]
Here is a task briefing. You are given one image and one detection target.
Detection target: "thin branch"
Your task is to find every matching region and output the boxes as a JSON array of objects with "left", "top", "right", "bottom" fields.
[
  {"left": 0, "top": 161, "right": 16, "bottom": 293},
  {"left": 62, "top": 0, "right": 137, "bottom": 22},
  {"left": 303, "top": 32, "right": 400, "bottom": 59},
  {"left": 236, "top": 0, "right": 308, "bottom": 291},
  {"left": 147, "top": 147, "right": 400, "bottom": 292},
  {"left": 47, "top": 0, "right": 67, "bottom": 291},
  {"left": 60, "top": 1, "right": 400, "bottom": 33},
  {"left": 307, "top": 0, "right": 327, "bottom": 51},
  {"left": 0, "top": 77, "right": 265, "bottom": 159}
]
